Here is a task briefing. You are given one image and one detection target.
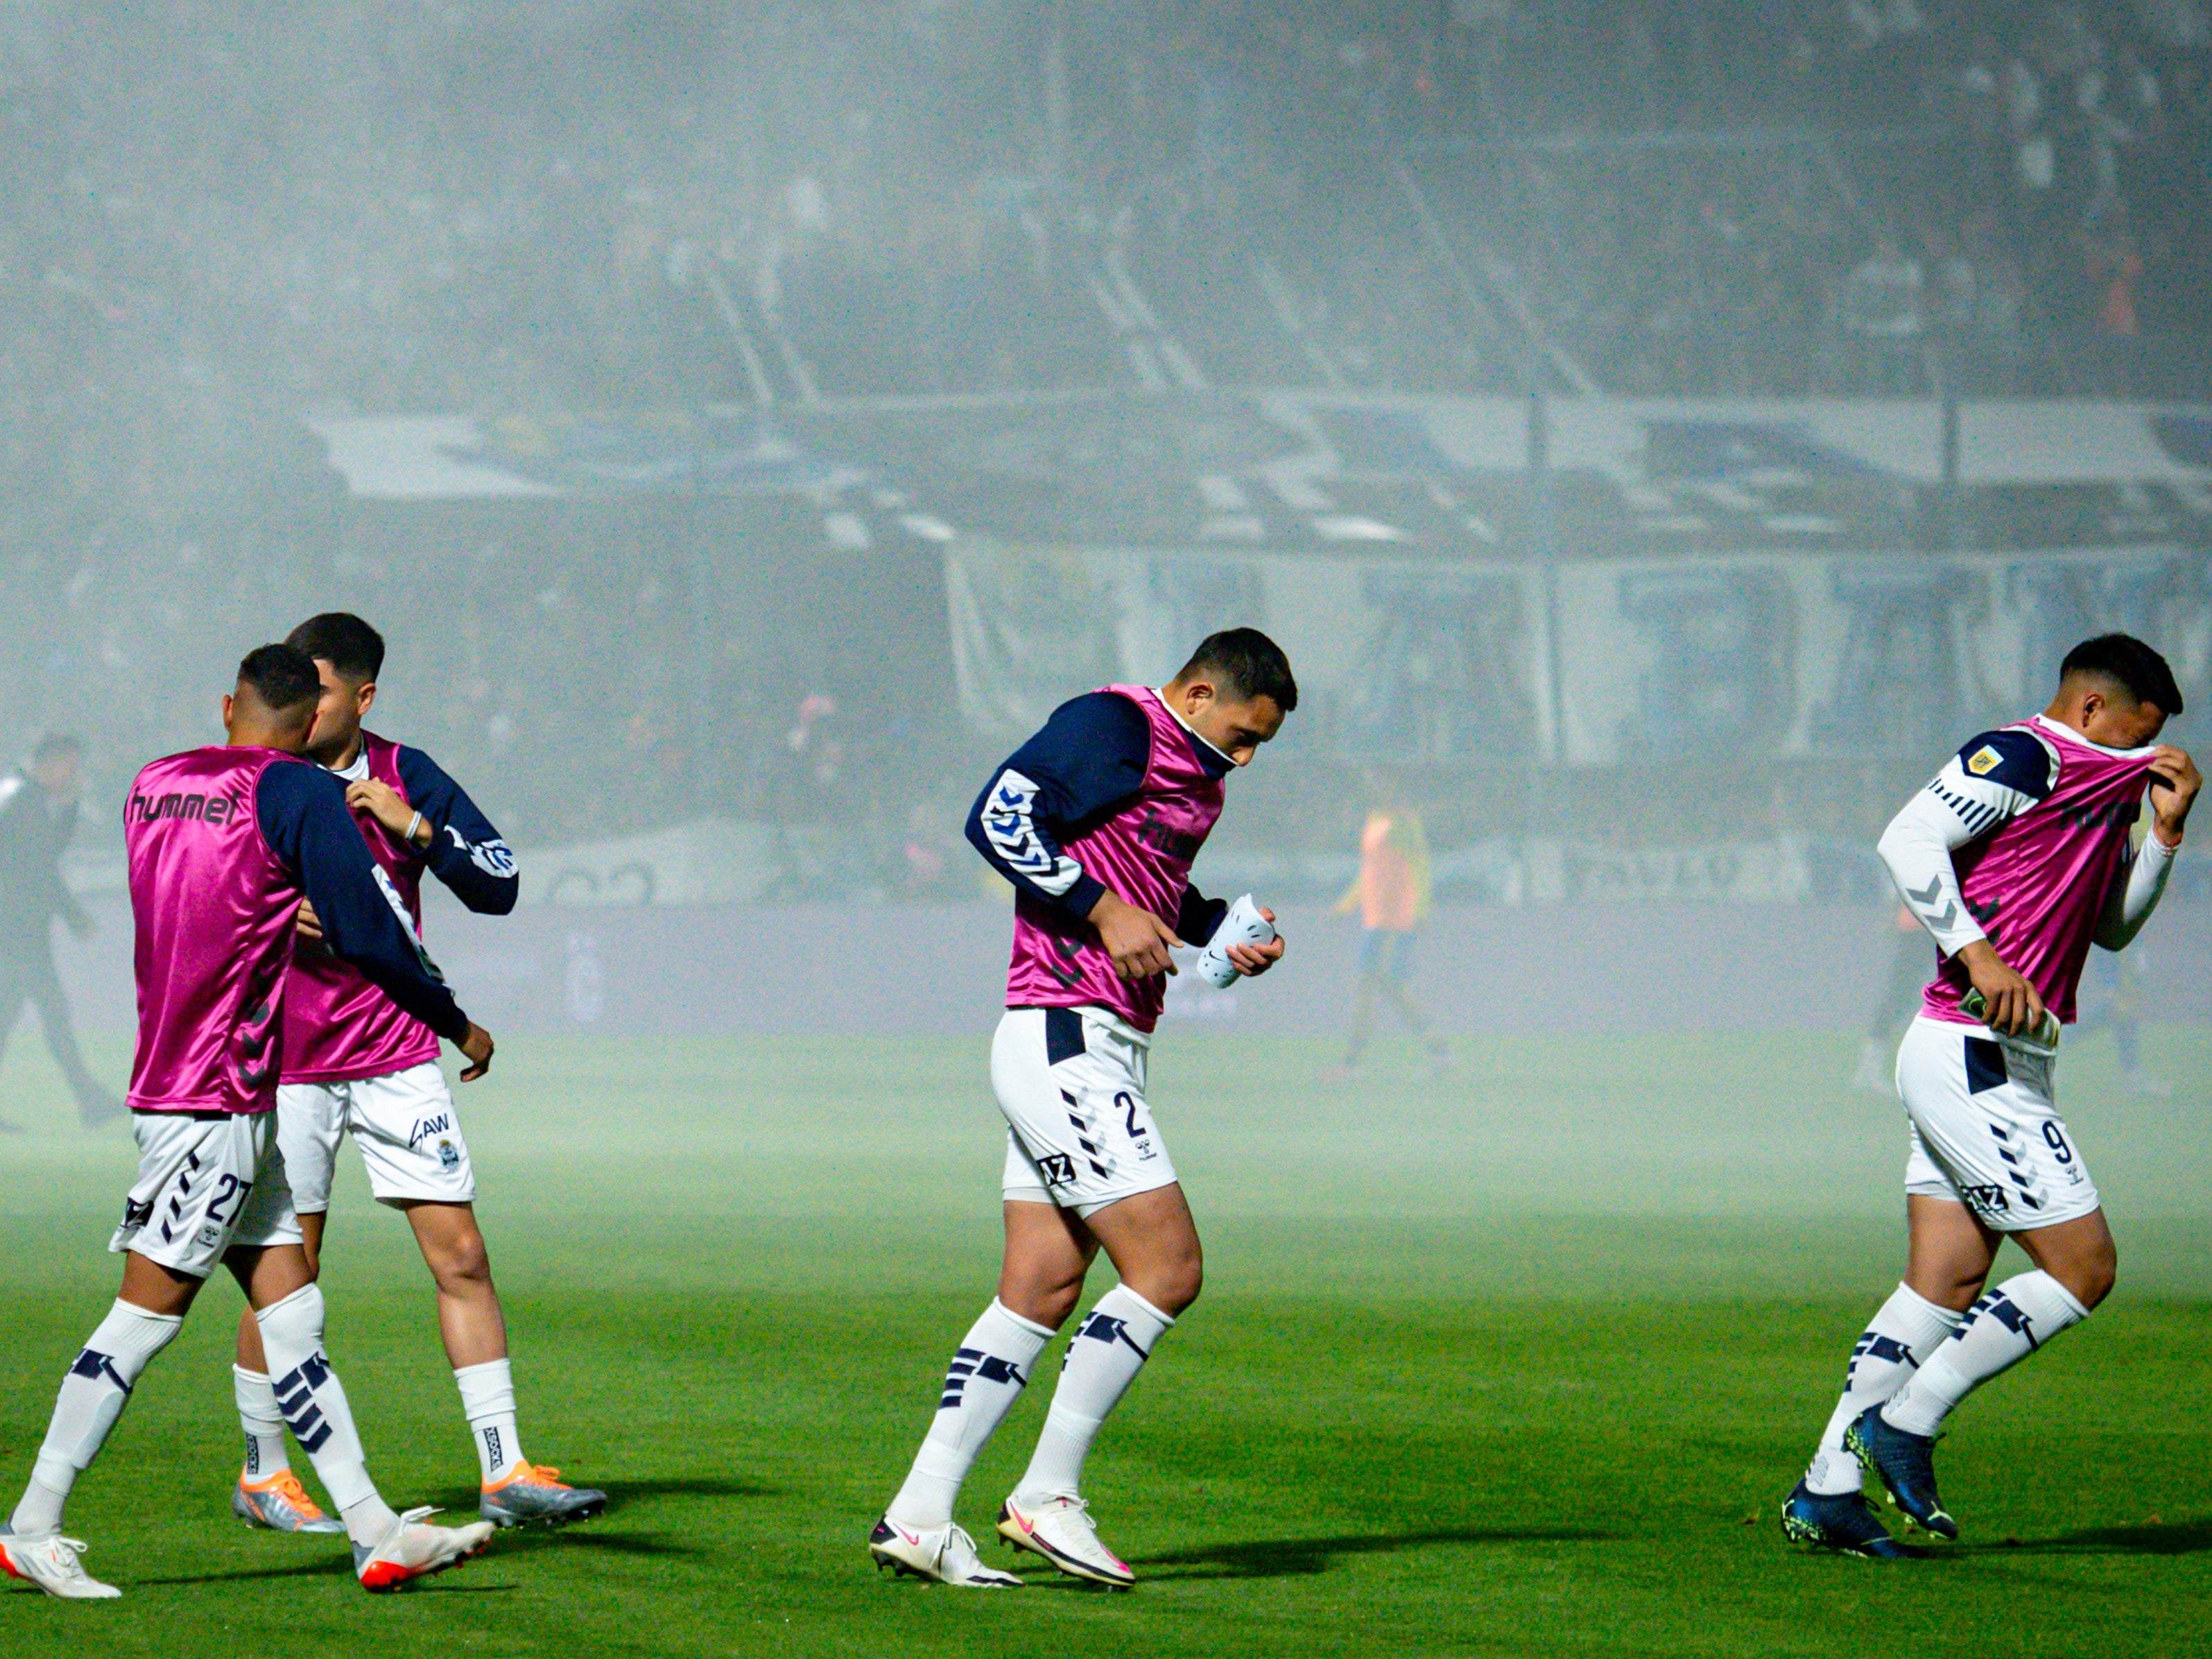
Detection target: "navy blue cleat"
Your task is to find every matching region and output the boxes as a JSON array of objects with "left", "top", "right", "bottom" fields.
[
  {"left": 1779, "top": 1480, "right": 1920, "bottom": 1558},
  {"left": 1845, "top": 1407, "right": 1958, "bottom": 1540}
]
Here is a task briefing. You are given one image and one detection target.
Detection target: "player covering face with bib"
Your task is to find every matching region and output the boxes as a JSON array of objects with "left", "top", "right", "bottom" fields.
[
  {"left": 223, "top": 614, "right": 603, "bottom": 1534},
  {"left": 0, "top": 646, "right": 497, "bottom": 1599},
  {"left": 1783, "top": 634, "right": 2200, "bottom": 1558},
  {"left": 869, "top": 629, "right": 1295, "bottom": 1589}
]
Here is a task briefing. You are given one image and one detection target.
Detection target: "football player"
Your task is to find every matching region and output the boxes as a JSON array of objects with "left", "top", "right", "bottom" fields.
[
  {"left": 0, "top": 646, "right": 495, "bottom": 1597},
  {"left": 868, "top": 630, "right": 1293, "bottom": 1589},
  {"left": 225, "top": 614, "right": 603, "bottom": 1535},
  {"left": 1782, "top": 635, "right": 2198, "bottom": 1556}
]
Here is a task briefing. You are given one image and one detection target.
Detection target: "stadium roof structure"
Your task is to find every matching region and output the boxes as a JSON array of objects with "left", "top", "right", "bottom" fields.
[{"left": 310, "top": 393, "right": 2212, "bottom": 562}]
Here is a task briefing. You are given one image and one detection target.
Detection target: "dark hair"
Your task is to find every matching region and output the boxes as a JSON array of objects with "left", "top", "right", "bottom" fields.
[
  {"left": 31, "top": 732, "right": 80, "bottom": 763},
  {"left": 2061, "top": 633, "right": 2184, "bottom": 716},
  {"left": 286, "top": 612, "right": 385, "bottom": 683},
  {"left": 236, "top": 644, "right": 322, "bottom": 714},
  {"left": 1176, "top": 628, "right": 1299, "bottom": 712}
]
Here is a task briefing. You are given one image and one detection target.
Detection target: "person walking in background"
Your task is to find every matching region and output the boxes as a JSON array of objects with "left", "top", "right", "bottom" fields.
[
  {"left": 0, "top": 733, "right": 123, "bottom": 1131},
  {"left": 1328, "top": 774, "right": 1448, "bottom": 1078}
]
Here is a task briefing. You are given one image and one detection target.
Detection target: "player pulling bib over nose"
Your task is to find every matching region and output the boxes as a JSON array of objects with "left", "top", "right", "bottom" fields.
[
  {"left": 1781, "top": 633, "right": 2199, "bottom": 1559},
  {"left": 868, "top": 629, "right": 1295, "bottom": 1590}
]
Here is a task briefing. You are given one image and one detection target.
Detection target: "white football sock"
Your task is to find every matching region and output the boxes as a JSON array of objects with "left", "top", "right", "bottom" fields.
[
  {"left": 888, "top": 1299, "right": 1053, "bottom": 1527},
  {"left": 1881, "top": 1271, "right": 2089, "bottom": 1439},
  {"left": 9, "top": 1300, "right": 182, "bottom": 1536},
  {"left": 1804, "top": 1283, "right": 1962, "bottom": 1495},
  {"left": 1015, "top": 1284, "right": 1174, "bottom": 1504},
  {"left": 455, "top": 1359, "right": 524, "bottom": 1484},
  {"left": 257, "top": 1284, "right": 397, "bottom": 1547},
  {"left": 234, "top": 1366, "right": 291, "bottom": 1481}
]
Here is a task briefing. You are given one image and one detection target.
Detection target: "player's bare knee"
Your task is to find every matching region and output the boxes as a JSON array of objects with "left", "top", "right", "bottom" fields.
[
  {"left": 2075, "top": 1241, "right": 2118, "bottom": 1309},
  {"left": 1035, "top": 1282, "right": 1087, "bottom": 1329},
  {"left": 1146, "top": 1253, "right": 1203, "bottom": 1317},
  {"left": 426, "top": 1230, "right": 492, "bottom": 1294},
  {"left": 998, "top": 1263, "right": 1087, "bottom": 1329}
]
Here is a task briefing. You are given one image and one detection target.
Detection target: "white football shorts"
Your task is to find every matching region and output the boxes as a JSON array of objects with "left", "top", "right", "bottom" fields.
[
  {"left": 111, "top": 1110, "right": 303, "bottom": 1279},
  {"left": 995, "top": 1006, "right": 1180, "bottom": 1219},
  {"left": 278, "top": 1061, "right": 477, "bottom": 1212},
  {"left": 1896, "top": 1014, "right": 2100, "bottom": 1232}
]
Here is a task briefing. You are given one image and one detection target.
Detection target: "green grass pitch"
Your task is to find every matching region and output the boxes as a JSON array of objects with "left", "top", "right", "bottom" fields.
[{"left": 0, "top": 1022, "right": 2206, "bottom": 1656}]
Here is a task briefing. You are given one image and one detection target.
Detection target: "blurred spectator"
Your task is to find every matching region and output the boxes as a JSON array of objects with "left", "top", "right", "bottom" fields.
[
  {"left": 1326, "top": 776, "right": 1449, "bottom": 1081},
  {"left": 1840, "top": 237, "right": 1926, "bottom": 393},
  {"left": 783, "top": 693, "right": 846, "bottom": 823},
  {"left": 895, "top": 800, "right": 965, "bottom": 900},
  {"left": 0, "top": 734, "right": 122, "bottom": 1130}
]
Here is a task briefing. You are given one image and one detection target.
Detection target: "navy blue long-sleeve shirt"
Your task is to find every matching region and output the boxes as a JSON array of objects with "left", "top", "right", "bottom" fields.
[
  {"left": 255, "top": 762, "right": 469, "bottom": 1041},
  {"left": 391, "top": 745, "right": 519, "bottom": 915},
  {"left": 965, "top": 691, "right": 1230, "bottom": 945}
]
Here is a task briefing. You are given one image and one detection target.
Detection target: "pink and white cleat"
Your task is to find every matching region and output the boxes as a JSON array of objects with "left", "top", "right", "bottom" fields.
[{"left": 997, "top": 1493, "right": 1136, "bottom": 1588}]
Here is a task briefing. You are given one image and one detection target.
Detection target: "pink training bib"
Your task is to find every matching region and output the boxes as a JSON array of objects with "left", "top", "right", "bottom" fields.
[
  {"left": 281, "top": 732, "right": 442, "bottom": 1084},
  {"left": 1924, "top": 717, "right": 2158, "bottom": 1026},
  {"left": 124, "top": 747, "right": 305, "bottom": 1115},
  {"left": 1003, "top": 686, "right": 1226, "bottom": 1033}
]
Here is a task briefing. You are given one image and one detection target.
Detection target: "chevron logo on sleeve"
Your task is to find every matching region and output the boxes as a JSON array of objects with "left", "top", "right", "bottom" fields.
[
  {"left": 1905, "top": 875, "right": 1958, "bottom": 931},
  {"left": 982, "top": 769, "right": 1079, "bottom": 896}
]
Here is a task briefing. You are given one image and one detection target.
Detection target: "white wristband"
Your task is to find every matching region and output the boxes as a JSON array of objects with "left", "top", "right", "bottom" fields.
[{"left": 404, "top": 811, "right": 424, "bottom": 845}]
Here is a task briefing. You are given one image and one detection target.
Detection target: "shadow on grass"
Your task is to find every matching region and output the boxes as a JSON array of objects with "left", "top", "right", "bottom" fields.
[
  {"left": 1128, "top": 1526, "right": 1618, "bottom": 1583},
  {"left": 134, "top": 1556, "right": 355, "bottom": 1588},
  {"left": 426, "top": 1475, "right": 778, "bottom": 1513},
  {"left": 136, "top": 1528, "right": 707, "bottom": 1590},
  {"left": 1973, "top": 1518, "right": 2212, "bottom": 1557},
  {"left": 492, "top": 1527, "right": 707, "bottom": 1561},
  {"left": 599, "top": 1477, "right": 780, "bottom": 1502}
]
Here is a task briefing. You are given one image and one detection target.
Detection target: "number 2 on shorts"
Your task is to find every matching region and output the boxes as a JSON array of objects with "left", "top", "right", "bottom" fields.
[{"left": 206, "top": 1174, "right": 252, "bottom": 1223}]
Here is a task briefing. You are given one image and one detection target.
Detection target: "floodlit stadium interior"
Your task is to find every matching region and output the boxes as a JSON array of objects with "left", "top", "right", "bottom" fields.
[{"left": 0, "top": 2, "right": 2208, "bottom": 1651}]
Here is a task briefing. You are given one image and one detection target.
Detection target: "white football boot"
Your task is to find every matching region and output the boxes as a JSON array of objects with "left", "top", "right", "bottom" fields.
[
  {"left": 997, "top": 1493, "right": 1136, "bottom": 1588},
  {"left": 352, "top": 1506, "right": 494, "bottom": 1592},
  {"left": 867, "top": 1515, "right": 1022, "bottom": 1587},
  {"left": 0, "top": 1529, "right": 121, "bottom": 1599}
]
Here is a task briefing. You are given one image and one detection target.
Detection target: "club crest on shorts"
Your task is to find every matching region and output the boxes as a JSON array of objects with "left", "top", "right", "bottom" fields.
[
  {"left": 1967, "top": 746, "right": 2002, "bottom": 776},
  {"left": 437, "top": 1139, "right": 460, "bottom": 1173}
]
